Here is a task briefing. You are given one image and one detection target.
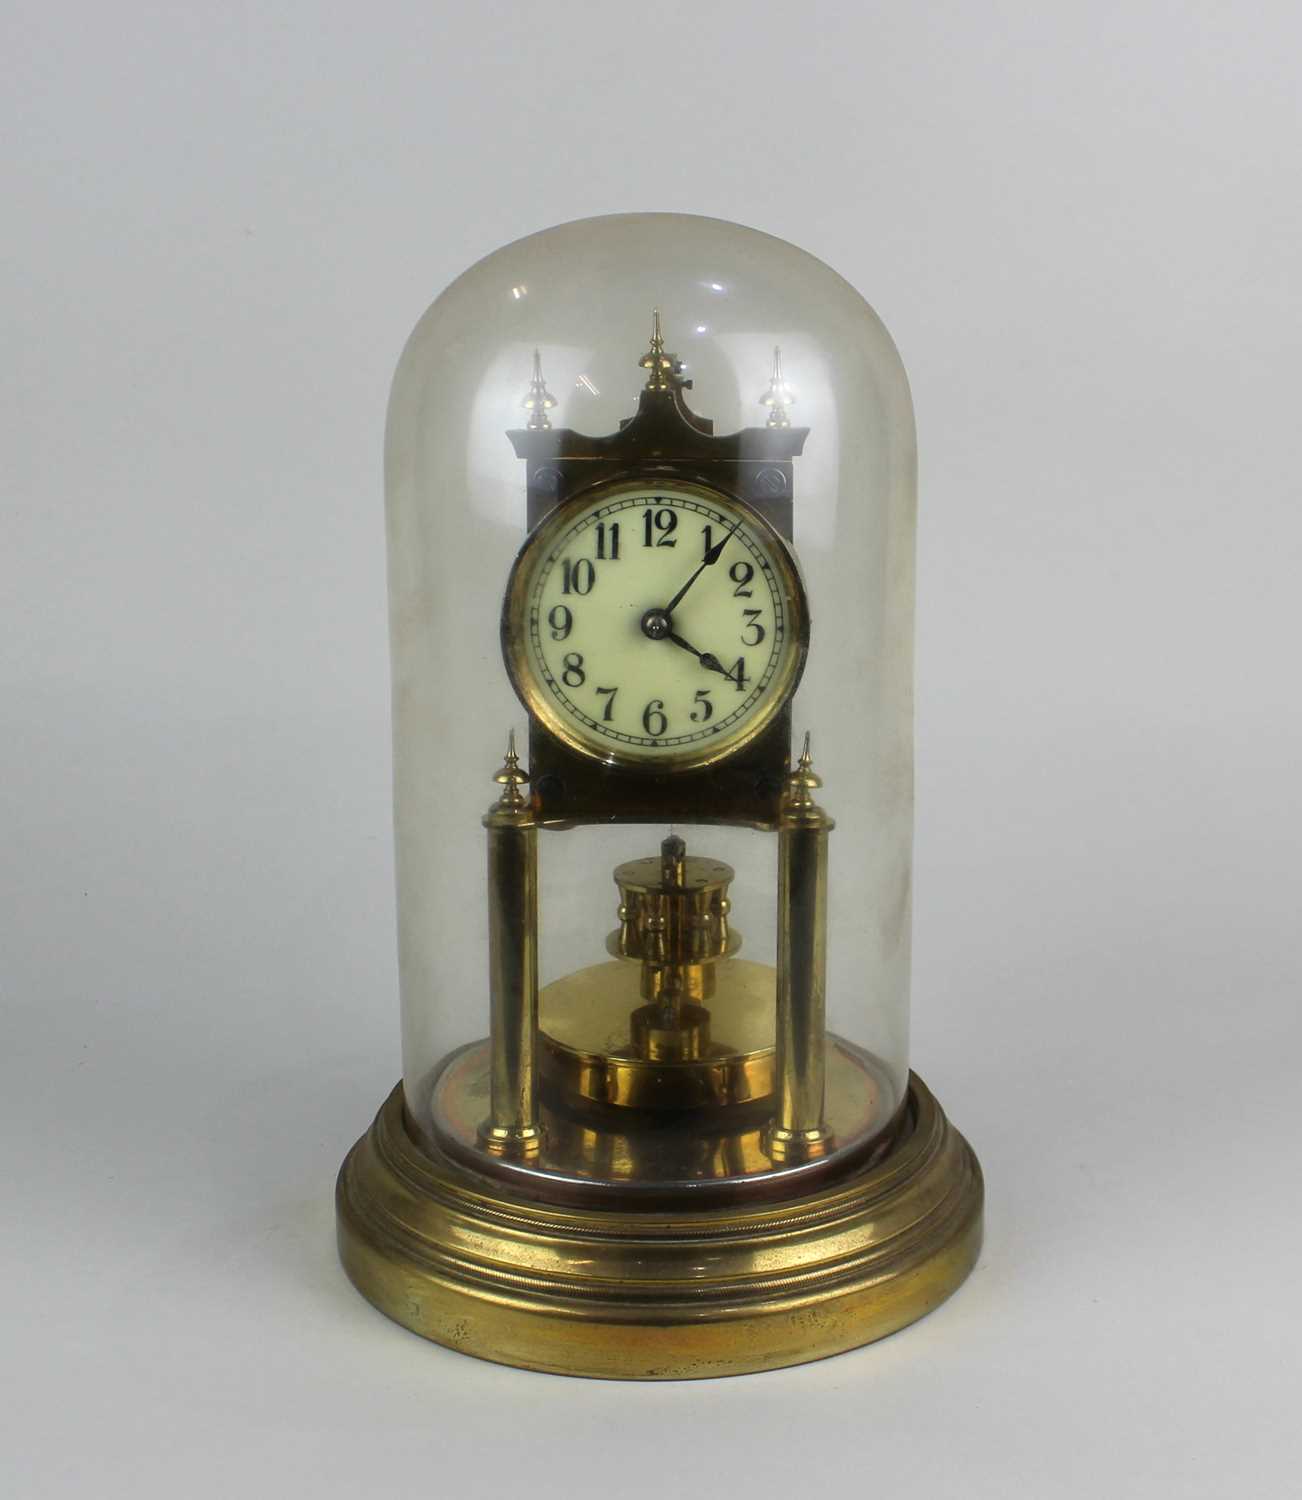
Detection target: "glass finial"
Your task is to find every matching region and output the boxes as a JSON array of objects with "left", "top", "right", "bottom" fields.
[
  {"left": 759, "top": 346, "right": 795, "bottom": 428},
  {"left": 522, "top": 349, "right": 557, "bottom": 430}
]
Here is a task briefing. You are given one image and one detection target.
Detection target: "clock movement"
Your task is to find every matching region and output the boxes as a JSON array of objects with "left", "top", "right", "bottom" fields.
[{"left": 336, "top": 214, "right": 982, "bottom": 1377}]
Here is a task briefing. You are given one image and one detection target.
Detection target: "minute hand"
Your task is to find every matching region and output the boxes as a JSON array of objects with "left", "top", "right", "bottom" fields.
[{"left": 661, "top": 517, "right": 743, "bottom": 616}]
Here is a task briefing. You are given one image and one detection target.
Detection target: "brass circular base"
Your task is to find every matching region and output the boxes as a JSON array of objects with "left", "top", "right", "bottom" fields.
[{"left": 336, "top": 1072, "right": 982, "bottom": 1379}]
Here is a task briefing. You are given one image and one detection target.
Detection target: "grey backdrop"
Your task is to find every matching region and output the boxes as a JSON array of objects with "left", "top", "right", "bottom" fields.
[{"left": 4, "top": 2, "right": 1298, "bottom": 1496}]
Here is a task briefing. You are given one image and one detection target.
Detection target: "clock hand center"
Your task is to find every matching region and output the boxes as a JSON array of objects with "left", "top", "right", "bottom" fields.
[{"left": 640, "top": 607, "right": 673, "bottom": 640}]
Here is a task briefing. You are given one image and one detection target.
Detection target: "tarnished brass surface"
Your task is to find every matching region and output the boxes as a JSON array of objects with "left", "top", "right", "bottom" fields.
[
  {"left": 336, "top": 1072, "right": 983, "bottom": 1379},
  {"left": 538, "top": 957, "right": 776, "bottom": 1110},
  {"left": 769, "top": 736, "right": 834, "bottom": 1161},
  {"left": 479, "top": 734, "right": 543, "bottom": 1157}
]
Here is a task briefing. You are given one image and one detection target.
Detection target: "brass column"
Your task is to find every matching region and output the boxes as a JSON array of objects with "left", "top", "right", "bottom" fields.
[
  {"left": 479, "top": 733, "right": 543, "bottom": 1156},
  {"left": 767, "top": 734, "right": 835, "bottom": 1161}
]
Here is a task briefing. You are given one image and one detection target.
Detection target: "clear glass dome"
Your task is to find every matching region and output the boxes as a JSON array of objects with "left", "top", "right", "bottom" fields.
[{"left": 387, "top": 213, "right": 916, "bottom": 1199}]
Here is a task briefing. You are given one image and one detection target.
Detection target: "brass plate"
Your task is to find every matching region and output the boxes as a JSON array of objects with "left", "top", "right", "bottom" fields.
[
  {"left": 336, "top": 1072, "right": 983, "bottom": 1379},
  {"left": 426, "top": 1027, "right": 898, "bottom": 1205},
  {"left": 539, "top": 958, "right": 775, "bottom": 1110}
]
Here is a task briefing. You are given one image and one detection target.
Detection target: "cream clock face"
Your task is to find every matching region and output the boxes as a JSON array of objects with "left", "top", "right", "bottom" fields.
[{"left": 503, "top": 479, "right": 808, "bottom": 768}]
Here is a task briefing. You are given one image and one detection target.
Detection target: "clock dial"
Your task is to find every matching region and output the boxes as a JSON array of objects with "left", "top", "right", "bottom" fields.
[{"left": 503, "top": 479, "right": 808, "bottom": 768}]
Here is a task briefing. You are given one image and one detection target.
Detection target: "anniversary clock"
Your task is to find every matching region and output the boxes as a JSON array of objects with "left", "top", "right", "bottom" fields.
[{"left": 337, "top": 214, "right": 983, "bottom": 1377}]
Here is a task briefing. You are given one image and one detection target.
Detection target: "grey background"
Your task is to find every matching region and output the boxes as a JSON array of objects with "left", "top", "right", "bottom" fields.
[{"left": 3, "top": 2, "right": 1298, "bottom": 1496}]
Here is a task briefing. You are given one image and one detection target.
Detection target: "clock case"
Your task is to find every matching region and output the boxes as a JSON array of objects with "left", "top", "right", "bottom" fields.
[
  {"left": 506, "top": 359, "right": 806, "bottom": 826},
  {"left": 336, "top": 213, "right": 983, "bottom": 1378}
]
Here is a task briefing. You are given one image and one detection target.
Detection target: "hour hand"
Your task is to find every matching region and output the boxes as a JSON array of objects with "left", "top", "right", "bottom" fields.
[{"left": 665, "top": 631, "right": 728, "bottom": 678}]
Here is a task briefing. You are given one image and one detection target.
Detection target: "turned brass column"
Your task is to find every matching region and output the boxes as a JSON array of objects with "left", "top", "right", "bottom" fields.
[
  {"left": 479, "top": 733, "right": 543, "bottom": 1156},
  {"left": 767, "top": 735, "right": 835, "bottom": 1161}
]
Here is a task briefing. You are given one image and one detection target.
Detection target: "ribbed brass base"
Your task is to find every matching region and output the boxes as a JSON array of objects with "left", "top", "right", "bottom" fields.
[{"left": 336, "top": 1073, "right": 982, "bottom": 1379}]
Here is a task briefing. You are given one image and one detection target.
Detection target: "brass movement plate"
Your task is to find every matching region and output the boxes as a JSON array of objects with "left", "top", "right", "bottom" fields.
[{"left": 336, "top": 1073, "right": 983, "bottom": 1379}]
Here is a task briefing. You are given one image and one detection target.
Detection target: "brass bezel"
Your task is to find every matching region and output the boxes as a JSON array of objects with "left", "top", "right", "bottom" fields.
[{"left": 501, "top": 474, "right": 810, "bottom": 774}]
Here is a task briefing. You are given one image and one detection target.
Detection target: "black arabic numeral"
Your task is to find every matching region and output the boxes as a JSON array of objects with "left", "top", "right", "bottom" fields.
[
  {"left": 642, "top": 507, "right": 678, "bottom": 547},
  {"left": 595, "top": 686, "right": 618, "bottom": 722},
  {"left": 642, "top": 699, "right": 668, "bottom": 736},
  {"left": 741, "top": 608, "right": 765, "bottom": 646},
  {"left": 548, "top": 604, "right": 572, "bottom": 641},
  {"left": 690, "top": 688, "right": 714, "bottom": 723},
  {"left": 595, "top": 522, "right": 620, "bottom": 561},
  {"left": 729, "top": 560, "right": 754, "bottom": 597},
  {"left": 725, "top": 657, "right": 750, "bottom": 691},
  {"left": 701, "top": 524, "right": 715, "bottom": 560},
  {"left": 562, "top": 652, "right": 586, "bottom": 688},
  {"left": 561, "top": 558, "right": 595, "bottom": 595}
]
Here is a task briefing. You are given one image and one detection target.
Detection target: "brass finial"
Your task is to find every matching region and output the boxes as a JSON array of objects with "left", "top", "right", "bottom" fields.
[
  {"left": 492, "top": 729, "right": 530, "bottom": 812},
  {"left": 522, "top": 349, "right": 557, "bottom": 430},
  {"left": 639, "top": 308, "right": 677, "bottom": 391},
  {"left": 759, "top": 346, "right": 795, "bottom": 428},
  {"left": 785, "top": 732, "right": 824, "bottom": 813}
]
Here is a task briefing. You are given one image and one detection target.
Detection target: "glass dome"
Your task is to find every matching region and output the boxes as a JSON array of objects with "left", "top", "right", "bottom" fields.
[{"left": 386, "top": 213, "right": 916, "bottom": 1200}]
